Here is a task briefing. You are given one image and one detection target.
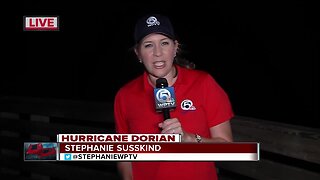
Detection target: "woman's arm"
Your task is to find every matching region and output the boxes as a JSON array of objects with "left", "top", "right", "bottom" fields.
[
  {"left": 184, "top": 120, "right": 233, "bottom": 143},
  {"left": 117, "top": 162, "right": 132, "bottom": 180},
  {"left": 209, "top": 120, "right": 233, "bottom": 142},
  {"left": 160, "top": 118, "right": 233, "bottom": 143}
]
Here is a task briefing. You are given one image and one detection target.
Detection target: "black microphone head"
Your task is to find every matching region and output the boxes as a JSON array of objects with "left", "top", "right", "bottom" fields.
[{"left": 156, "top": 78, "right": 168, "bottom": 88}]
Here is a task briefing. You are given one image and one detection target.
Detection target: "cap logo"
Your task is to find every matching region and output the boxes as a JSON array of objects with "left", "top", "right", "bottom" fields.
[{"left": 146, "top": 16, "right": 160, "bottom": 27}]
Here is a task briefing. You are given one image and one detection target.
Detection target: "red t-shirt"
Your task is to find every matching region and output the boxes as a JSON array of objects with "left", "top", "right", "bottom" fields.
[{"left": 114, "top": 65, "right": 234, "bottom": 180}]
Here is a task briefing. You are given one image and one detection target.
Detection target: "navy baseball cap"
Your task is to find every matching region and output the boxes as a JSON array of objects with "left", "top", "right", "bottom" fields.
[{"left": 134, "top": 14, "right": 175, "bottom": 44}]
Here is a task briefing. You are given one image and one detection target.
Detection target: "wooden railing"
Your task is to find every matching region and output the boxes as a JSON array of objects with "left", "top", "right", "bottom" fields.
[
  {"left": 216, "top": 116, "right": 320, "bottom": 180},
  {"left": 1, "top": 96, "right": 319, "bottom": 180},
  {"left": 0, "top": 96, "right": 120, "bottom": 180}
]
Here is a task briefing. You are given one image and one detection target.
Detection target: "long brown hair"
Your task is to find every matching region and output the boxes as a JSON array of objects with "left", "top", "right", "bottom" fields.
[{"left": 174, "top": 43, "right": 195, "bottom": 69}]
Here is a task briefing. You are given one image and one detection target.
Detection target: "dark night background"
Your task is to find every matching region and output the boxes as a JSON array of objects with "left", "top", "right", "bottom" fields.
[{"left": 2, "top": 1, "right": 318, "bottom": 128}]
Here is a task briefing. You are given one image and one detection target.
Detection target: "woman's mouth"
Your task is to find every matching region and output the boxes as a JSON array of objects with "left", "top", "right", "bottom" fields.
[{"left": 154, "top": 61, "right": 165, "bottom": 69}]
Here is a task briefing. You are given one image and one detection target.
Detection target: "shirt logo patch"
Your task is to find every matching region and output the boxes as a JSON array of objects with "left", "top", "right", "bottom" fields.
[{"left": 181, "top": 99, "right": 196, "bottom": 111}]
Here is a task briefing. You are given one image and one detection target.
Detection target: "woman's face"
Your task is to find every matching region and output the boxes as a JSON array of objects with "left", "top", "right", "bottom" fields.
[{"left": 135, "top": 33, "right": 178, "bottom": 79}]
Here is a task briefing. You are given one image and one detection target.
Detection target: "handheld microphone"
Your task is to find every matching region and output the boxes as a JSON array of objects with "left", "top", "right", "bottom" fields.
[{"left": 154, "top": 78, "right": 176, "bottom": 121}]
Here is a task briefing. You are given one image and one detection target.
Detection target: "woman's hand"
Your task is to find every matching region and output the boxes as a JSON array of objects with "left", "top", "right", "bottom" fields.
[
  {"left": 158, "top": 118, "right": 196, "bottom": 142},
  {"left": 158, "top": 118, "right": 182, "bottom": 134}
]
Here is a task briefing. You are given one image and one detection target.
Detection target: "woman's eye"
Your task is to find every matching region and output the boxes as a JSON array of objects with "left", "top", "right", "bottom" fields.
[
  {"left": 144, "top": 44, "right": 153, "bottom": 48},
  {"left": 161, "top": 41, "right": 169, "bottom": 46}
]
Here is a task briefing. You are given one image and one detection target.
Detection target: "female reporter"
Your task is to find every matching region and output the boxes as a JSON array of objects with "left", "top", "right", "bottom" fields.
[{"left": 114, "top": 14, "right": 234, "bottom": 180}]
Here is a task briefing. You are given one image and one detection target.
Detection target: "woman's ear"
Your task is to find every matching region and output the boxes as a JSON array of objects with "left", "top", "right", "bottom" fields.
[
  {"left": 134, "top": 47, "right": 138, "bottom": 56},
  {"left": 134, "top": 48, "right": 142, "bottom": 63},
  {"left": 134, "top": 47, "right": 141, "bottom": 58}
]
